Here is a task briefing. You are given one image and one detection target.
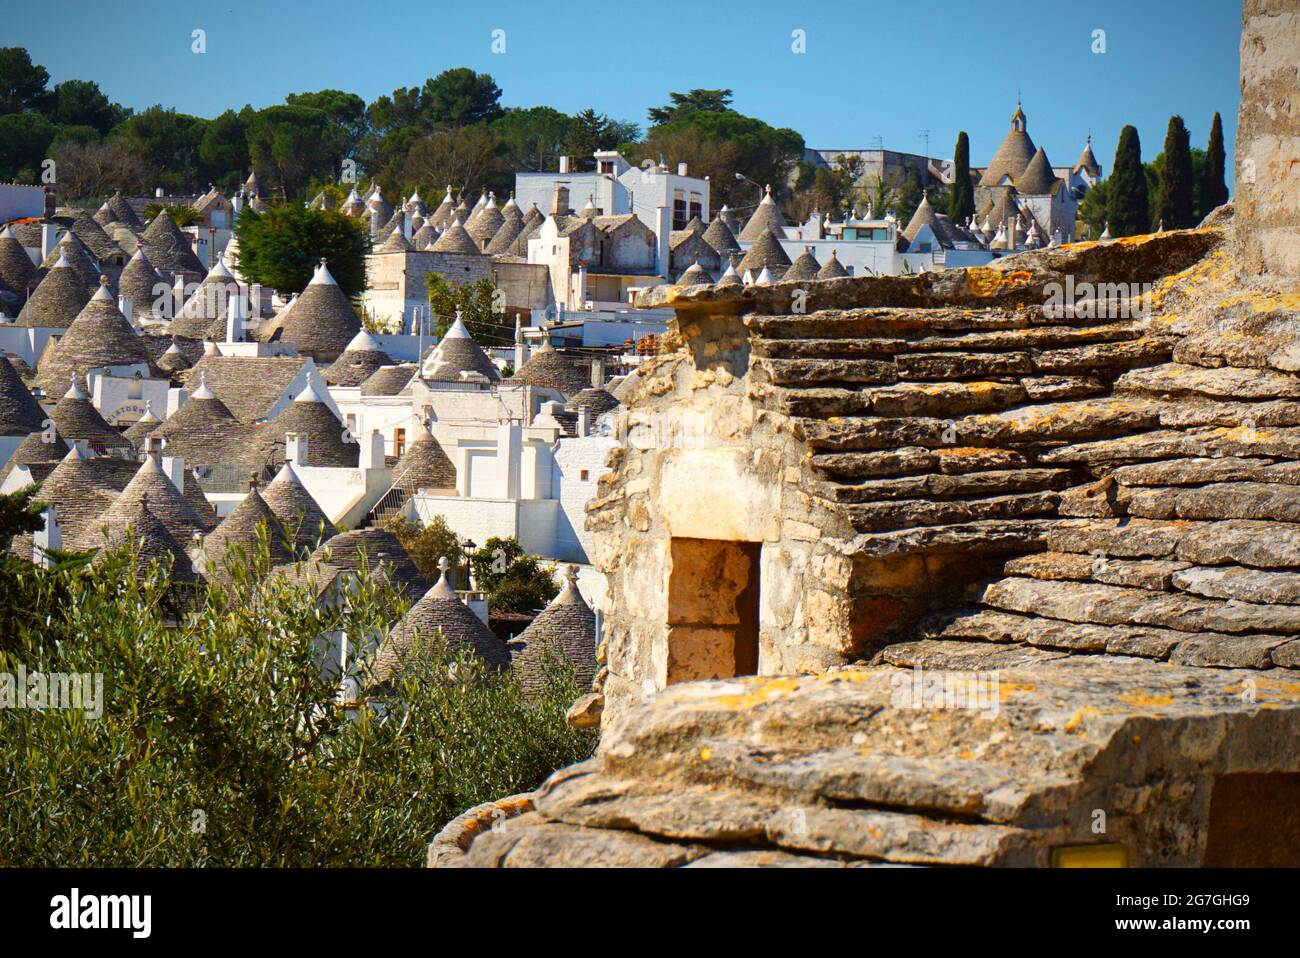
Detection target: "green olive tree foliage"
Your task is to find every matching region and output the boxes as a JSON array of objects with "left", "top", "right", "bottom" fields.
[{"left": 0, "top": 534, "right": 594, "bottom": 865}]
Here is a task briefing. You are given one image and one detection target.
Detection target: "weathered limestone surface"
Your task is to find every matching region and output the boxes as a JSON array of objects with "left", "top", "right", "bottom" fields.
[{"left": 442, "top": 661, "right": 1300, "bottom": 867}]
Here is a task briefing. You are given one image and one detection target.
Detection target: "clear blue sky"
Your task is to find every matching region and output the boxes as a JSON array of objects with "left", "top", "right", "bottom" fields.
[{"left": 3, "top": 0, "right": 1242, "bottom": 180}]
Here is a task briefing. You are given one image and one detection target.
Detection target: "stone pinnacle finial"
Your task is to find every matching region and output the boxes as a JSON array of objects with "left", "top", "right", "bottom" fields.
[
  {"left": 249, "top": 471, "right": 259, "bottom": 490},
  {"left": 437, "top": 555, "right": 451, "bottom": 578},
  {"left": 563, "top": 564, "right": 577, "bottom": 589}
]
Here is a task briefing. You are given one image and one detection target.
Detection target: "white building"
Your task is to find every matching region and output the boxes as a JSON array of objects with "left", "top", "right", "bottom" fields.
[{"left": 516, "top": 151, "right": 709, "bottom": 234}]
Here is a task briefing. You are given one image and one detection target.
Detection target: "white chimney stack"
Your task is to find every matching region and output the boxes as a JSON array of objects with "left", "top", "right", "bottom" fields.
[
  {"left": 119, "top": 296, "right": 133, "bottom": 324},
  {"left": 677, "top": 162, "right": 689, "bottom": 176},
  {"left": 654, "top": 205, "right": 672, "bottom": 277},
  {"left": 40, "top": 223, "right": 57, "bottom": 262},
  {"left": 577, "top": 405, "right": 590, "bottom": 437},
  {"left": 225, "top": 291, "right": 246, "bottom": 342},
  {"left": 33, "top": 506, "right": 61, "bottom": 568},
  {"left": 559, "top": 156, "right": 571, "bottom": 174},
  {"left": 359, "top": 429, "right": 386, "bottom": 470},
  {"left": 162, "top": 455, "right": 186, "bottom": 493},
  {"left": 285, "top": 432, "right": 308, "bottom": 466},
  {"left": 173, "top": 275, "right": 187, "bottom": 315}
]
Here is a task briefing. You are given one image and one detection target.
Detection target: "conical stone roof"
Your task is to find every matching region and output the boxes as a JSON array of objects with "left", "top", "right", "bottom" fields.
[
  {"left": 739, "top": 186, "right": 787, "bottom": 242},
  {"left": 0, "top": 356, "right": 46, "bottom": 437},
  {"left": 429, "top": 186, "right": 456, "bottom": 230},
  {"left": 170, "top": 258, "right": 241, "bottom": 337},
  {"left": 509, "top": 566, "right": 597, "bottom": 693},
  {"left": 69, "top": 210, "right": 123, "bottom": 263},
  {"left": 323, "top": 329, "right": 392, "bottom": 387},
  {"left": 817, "top": 250, "right": 848, "bottom": 279},
  {"left": 14, "top": 254, "right": 90, "bottom": 329},
  {"left": 118, "top": 247, "right": 165, "bottom": 321},
  {"left": 1015, "top": 146, "right": 1058, "bottom": 195},
  {"left": 420, "top": 314, "right": 500, "bottom": 383},
  {"left": 0, "top": 429, "right": 68, "bottom": 488},
  {"left": 122, "top": 403, "right": 161, "bottom": 447},
  {"left": 702, "top": 216, "right": 741, "bottom": 255},
  {"left": 783, "top": 248, "right": 822, "bottom": 282},
  {"left": 34, "top": 279, "right": 153, "bottom": 395},
  {"left": 32, "top": 444, "right": 138, "bottom": 547},
  {"left": 715, "top": 263, "right": 742, "bottom": 288},
  {"left": 256, "top": 381, "right": 358, "bottom": 468},
  {"left": 980, "top": 105, "right": 1038, "bottom": 187},
  {"left": 465, "top": 194, "right": 504, "bottom": 246},
  {"left": 90, "top": 493, "right": 197, "bottom": 583},
  {"left": 96, "top": 451, "right": 205, "bottom": 548},
  {"left": 275, "top": 261, "right": 361, "bottom": 363},
  {"left": 307, "top": 528, "right": 429, "bottom": 602},
  {"left": 198, "top": 483, "right": 294, "bottom": 582},
  {"left": 260, "top": 462, "right": 337, "bottom": 554},
  {"left": 42, "top": 232, "right": 103, "bottom": 296},
  {"left": 510, "top": 341, "right": 590, "bottom": 396},
  {"left": 737, "top": 228, "right": 792, "bottom": 276},
  {"left": 106, "top": 192, "right": 143, "bottom": 231},
  {"left": 376, "top": 226, "right": 411, "bottom": 253},
  {"left": 677, "top": 260, "right": 712, "bottom": 285},
  {"left": 374, "top": 562, "right": 512, "bottom": 683},
  {"left": 47, "top": 376, "right": 134, "bottom": 453},
  {"left": 430, "top": 218, "right": 481, "bottom": 256},
  {"left": 0, "top": 224, "right": 37, "bottom": 299},
  {"left": 141, "top": 208, "right": 206, "bottom": 274},
  {"left": 360, "top": 363, "right": 416, "bottom": 396},
  {"left": 150, "top": 371, "right": 248, "bottom": 467},
  {"left": 485, "top": 202, "right": 526, "bottom": 255},
  {"left": 389, "top": 424, "right": 456, "bottom": 495}
]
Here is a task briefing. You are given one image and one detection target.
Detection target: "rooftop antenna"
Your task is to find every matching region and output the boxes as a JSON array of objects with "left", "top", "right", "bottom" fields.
[
  {"left": 871, "top": 135, "right": 883, "bottom": 150},
  {"left": 918, "top": 129, "right": 931, "bottom": 158}
]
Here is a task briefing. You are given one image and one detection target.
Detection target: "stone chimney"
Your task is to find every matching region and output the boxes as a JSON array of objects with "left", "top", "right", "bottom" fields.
[
  {"left": 119, "top": 295, "right": 133, "bottom": 324},
  {"left": 591, "top": 357, "right": 605, "bottom": 389},
  {"left": 559, "top": 156, "right": 571, "bottom": 174},
  {"left": 552, "top": 184, "right": 570, "bottom": 217},
  {"left": 577, "top": 404, "right": 590, "bottom": 437},
  {"left": 1237, "top": 0, "right": 1300, "bottom": 279},
  {"left": 677, "top": 162, "right": 689, "bottom": 176}
]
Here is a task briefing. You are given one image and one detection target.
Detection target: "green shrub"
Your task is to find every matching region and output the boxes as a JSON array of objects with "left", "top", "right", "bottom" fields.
[{"left": 0, "top": 535, "right": 595, "bottom": 866}]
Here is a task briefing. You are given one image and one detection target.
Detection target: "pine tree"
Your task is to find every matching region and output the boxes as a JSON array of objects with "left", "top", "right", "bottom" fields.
[
  {"left": 1108, "top": 125, "right": 1150, "bottom": 237},
  {"left": 948, "top": 131, "right": 974, "bottom": 222},
  {"left": 1155, "top": 115, "right": 1194, "bottom": 230},
  {"left": 1200, "top": 111, "right": 1228, "bottom": 219}
]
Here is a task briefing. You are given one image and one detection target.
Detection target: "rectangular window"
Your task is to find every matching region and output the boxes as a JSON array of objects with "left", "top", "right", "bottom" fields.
[
  {"left": 666, "top": 538, "right": 761, "bottom": 684},
  {"left": 394, "top": 428, "right": 406, "bottom": 458}
]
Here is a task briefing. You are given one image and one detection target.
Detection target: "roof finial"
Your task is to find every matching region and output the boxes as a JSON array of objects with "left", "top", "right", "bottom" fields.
[
  {"left": 437, "top": 555, "right": 451, "bottom": 578},
  {"left": 248, "top": 471, "right": 259, "bottom": 490},
  {"left": 563, "top": 563, "right": 577, "bottom": 589}
]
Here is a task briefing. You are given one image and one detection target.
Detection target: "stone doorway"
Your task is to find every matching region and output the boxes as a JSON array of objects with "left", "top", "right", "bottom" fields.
[
  {"left": 665, "top": 537, "right": 761, "bottom": 684},
  {"left": 1203, "top": 772, "right": 1300, "bottom": 866}
]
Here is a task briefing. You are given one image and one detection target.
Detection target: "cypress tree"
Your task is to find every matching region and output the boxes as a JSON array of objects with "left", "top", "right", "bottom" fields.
[
  {"left": 1200, "top": 111, "right": 1228, "bottom": 219},
  {"left": 948, "top": 131, "right": 974, "bottom": 222},
  {"left": 1108, "top": 125, "right": 1149, "bottom": 237},
  {"left": 1155, "top": 115, "right": 1194, "bottom": 229}
]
